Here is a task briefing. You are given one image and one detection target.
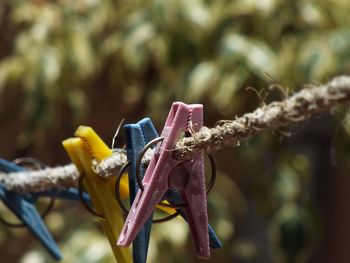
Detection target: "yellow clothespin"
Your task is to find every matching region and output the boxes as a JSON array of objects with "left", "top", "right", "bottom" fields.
[{"left": 62, "top": 126, "right": 131, "bottom": 263}]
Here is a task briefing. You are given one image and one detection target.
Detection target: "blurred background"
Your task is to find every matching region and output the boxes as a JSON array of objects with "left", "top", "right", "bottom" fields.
[{"left": 1, "top": 0, "right": 350, "bottom": 262}]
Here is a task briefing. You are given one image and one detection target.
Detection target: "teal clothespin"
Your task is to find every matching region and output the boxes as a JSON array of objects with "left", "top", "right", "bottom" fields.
[{"left": 0, "top": 158, "right": 62, "bottom": 260}]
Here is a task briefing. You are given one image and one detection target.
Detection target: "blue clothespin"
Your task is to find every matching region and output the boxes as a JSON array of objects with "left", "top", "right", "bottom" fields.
[
  {"left": 124, "top": 119, "right": 155, "bottom": 263},
  {"left": 124, "top": 118, "right": 221, "bottom": 263},
  {"left": 0, "top": 158, "right": 62, "bottom": 260},
  {"left": 30, "top": 188, "right": 90, "bottom": 203}
]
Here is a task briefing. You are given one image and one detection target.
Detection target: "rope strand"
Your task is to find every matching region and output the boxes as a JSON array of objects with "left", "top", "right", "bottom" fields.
[
  {"left": 174, "top": 75, "right": 350, "bottom": 158},
  {"left": 1, "top": 75, "right": 350, "bottom": 193}
]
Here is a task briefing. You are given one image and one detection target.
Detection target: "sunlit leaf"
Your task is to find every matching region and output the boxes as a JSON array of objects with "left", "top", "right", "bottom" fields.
[{"left": 187, "top": 61, "right": 219, "bottom": 101}]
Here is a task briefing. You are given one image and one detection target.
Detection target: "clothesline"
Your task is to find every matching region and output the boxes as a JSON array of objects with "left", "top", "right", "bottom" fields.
[{"left": 1, "top": 75, "right": 350, "bottom": 193}]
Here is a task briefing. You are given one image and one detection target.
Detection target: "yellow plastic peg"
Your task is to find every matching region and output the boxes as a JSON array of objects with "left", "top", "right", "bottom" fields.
[
  {"left": 62, "top": 126, "right": 177, "bottom": 261},
  {"left": 63, "top": 126, "right": 132, "bottom": 263},
  {"left": 73, "top": 126, "right": 175, "bottom": 216}
]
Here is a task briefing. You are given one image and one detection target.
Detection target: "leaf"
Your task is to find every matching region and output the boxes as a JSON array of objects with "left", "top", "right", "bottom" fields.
[
  {"left": 221, "top": 34, "right": 277, "bottom": 78},
  {"left": 187, "top": 61, "right": 219, "bottom": 101},
  {"left": 213, "top": 68, "right": 249, "bottom": 112},
  {"left": 298, "top": 40, "right": 336, "bottom": 80},
  {"left": 121, "top": 15, "right": 155, "bottom": 71},
  {"left": 40, "top": 47, "right": 61, "bottom": 86},
  {"left": 69, "top": 30, "right": 96, "bottom": 77},
  {"left": 0, "top": 57, "right": 26, "bottom": 90}
]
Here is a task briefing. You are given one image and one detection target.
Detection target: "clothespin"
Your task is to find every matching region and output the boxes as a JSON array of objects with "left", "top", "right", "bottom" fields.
[
  {"left": 0, "top": 158, "right": 90, "bottom": 203},
  {"left": 123, "top": 118, "right": 156, "bottom": 263},
  {"left": 123, "top": 117, "right": 221, "bottom": 263},
  {"left": 118, "top": 102, "right": 212, "bottom": 259},
  {"left": 62, "top": 126, "right": 131, "bottom": 263},
  {"left": 31, "top": 188, "right": 90, "bottom": 203},
  {"left": 0, "top": 159, "right": 62, "bottom": 260},
  {"left": 162, "top": 190, "right": 222, "bottom": 249}
]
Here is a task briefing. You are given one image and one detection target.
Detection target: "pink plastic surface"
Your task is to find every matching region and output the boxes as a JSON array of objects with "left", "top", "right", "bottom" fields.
[{"left": 117, "top": 102, "right": 210, "bottom": 259}]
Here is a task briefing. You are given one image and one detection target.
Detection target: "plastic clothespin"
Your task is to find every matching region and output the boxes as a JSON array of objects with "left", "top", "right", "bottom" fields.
[
  {"left": 62, "top": 126, "right": 131, "bottom": 263},
  {"left": 31, "top": 189, "right": 90, "bottom": 203},
  {"left": 162, "top": 190, "right": 221, "bottom": 249},
  {"left": 118, "top": 102, "right": 211, "bottom": 259},
  {"left": 124, "top": 117, "right": 221, "bottom": 263},
  {"left": 0, "top": 158, "right": 90, "bottom": 203},
  {"left": 123, "top": 118, "right": 156, "bottom": 263},
  {"left": 0, "top": 159, "right": 62, "bottom": 260}
]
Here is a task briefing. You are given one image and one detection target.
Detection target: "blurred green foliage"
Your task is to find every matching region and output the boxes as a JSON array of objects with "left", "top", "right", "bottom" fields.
[
  {"left": 2, "top": 0, "right": 350, "bottom": 134},
  {"left": 1, "top": 0, "right": 350, "bottom": 262}
]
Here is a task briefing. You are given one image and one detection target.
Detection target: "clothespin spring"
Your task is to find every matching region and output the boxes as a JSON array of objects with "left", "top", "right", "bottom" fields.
[
  {"left": 135, "top": 137, "right": 217, "bottom": 201},
  {"left": 115, "top": 161, "right": 181, "bottom": 223},
  {"left": 135, "top": 137, "right": 217, "bottom": 199},
  {"left": 115, "top": 136, "right": 217, "bottom": 220}
]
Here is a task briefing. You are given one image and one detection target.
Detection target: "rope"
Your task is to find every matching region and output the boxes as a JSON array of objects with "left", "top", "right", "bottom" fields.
[
  {"left": 1, "top": 75, "right": 350, "bottom": 193},
  {"left": 174, "top": 75, "right": 350, "bottom": 158}
]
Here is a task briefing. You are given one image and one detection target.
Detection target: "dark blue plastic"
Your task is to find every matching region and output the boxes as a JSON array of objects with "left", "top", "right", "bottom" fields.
[
  {"left": 31, "top": 189, "right": 90, "bottom": 203},
  {"left": 0, "top": 158, "right": 62, "bottom": 260},
  {"left": 124, "top": 119, "right": 155, "bottom": 263},
  {"left": 124, "top": 118, "right": 221, "bottom": 263}
]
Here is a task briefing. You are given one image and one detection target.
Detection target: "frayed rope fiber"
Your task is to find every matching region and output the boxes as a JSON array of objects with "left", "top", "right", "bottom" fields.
[
  {"left": 174, "top": 75, "right": 350, "bottom": 158},
  {"left": 1, "top": 76, "right": 350, "bottom": 193}
]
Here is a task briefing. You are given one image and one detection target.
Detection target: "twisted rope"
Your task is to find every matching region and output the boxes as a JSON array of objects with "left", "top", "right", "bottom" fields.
[
  {"left": 1, "top": 75, "right": 350, "bottom": 193},
  {"left": 174, "top": 75, "right": 350, "bottom": 158}
]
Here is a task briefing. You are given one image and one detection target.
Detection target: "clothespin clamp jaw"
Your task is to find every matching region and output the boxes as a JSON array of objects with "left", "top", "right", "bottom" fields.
[
  {"left": 62, "top": 127, "right": 131, "bottom": 263},
  {"left": 117, "top": 102, "right": 211, "bottom": 259},
  {"left": 0, "top": 158, "right": 62, "bottom": 261}
]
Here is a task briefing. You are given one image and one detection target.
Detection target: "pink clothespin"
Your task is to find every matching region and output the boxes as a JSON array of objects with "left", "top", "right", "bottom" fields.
[{"left": 117, "top": 102, "right": 210, "bottom": 259}]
